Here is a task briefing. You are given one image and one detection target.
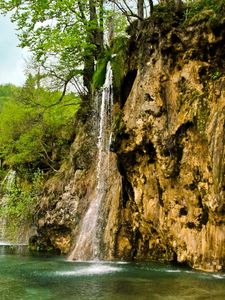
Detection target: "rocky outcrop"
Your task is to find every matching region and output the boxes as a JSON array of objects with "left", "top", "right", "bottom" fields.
[
  {"left": 31, "top": 12, "right": 225, "bottom": 272},
  {"left": 113, "top": 15, "right": 225, "bottom": 271}
]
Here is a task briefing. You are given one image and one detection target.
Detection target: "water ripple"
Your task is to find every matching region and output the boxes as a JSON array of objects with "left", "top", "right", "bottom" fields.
[{"left": 55, "top": 264, "right": 121, "bottom": 277}]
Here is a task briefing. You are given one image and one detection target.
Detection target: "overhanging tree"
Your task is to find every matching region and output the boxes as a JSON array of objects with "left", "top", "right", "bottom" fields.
[
  {"left": 108, "top": 0, "right": 154, "bottom": 21},
  {"left": 0, "top": 0, "right": 105, "bottom": 96}
]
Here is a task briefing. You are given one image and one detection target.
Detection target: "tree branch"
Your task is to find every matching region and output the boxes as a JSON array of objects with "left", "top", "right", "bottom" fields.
[{"left": 108, "top": 0, "right": 143, "bottom": 20}]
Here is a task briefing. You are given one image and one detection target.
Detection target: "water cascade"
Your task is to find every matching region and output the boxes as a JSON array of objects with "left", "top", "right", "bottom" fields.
[
  {"left": 0, "top": 170, "right": 16, "bottom": 242},
  {"left": 69, "top": 62, "right": 113, "bottom": 260}
]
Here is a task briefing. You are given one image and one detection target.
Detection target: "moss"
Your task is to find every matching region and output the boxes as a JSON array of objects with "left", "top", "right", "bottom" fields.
[
  {"left": 207, "top": 14, "right": 221, "bottom": 30},
  {"left": 197, "top": 95, "right": 209, "bottom": 135},
  {"left": 112, "top": 112, "right": 125, "bottom": 135},
  {"left": 92, "top": 48, "right": 111, "bottom": 90},
  {"left": 148, "top": 240, "right": 176, "bottom": 262},
  {"left": 111, "top": 36, "right": 129, "bottom": 99},
  {"left": 184, "top": 0, "right": 225, "bottom": 26},
  {"left": 151, "top": 2, "right": 181, "bottom": 30},
  {"left": 186, "top": 9, "right": 215, "bottom": 25},
  {"left": 211, "top": 70, "right": 222, "bottom": 81},
  {"left": 92, "top": 36, "right": 128, "bottom": 95}
]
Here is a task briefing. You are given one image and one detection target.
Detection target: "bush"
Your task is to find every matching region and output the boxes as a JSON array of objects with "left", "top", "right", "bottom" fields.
[{"left": 0, "top": 169, "right": 44, "bottom": 242}]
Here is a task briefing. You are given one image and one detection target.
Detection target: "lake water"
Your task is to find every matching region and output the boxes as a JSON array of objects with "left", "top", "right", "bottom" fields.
[{"left": 0, "top": 252, "right": 225, "bottom": 299}]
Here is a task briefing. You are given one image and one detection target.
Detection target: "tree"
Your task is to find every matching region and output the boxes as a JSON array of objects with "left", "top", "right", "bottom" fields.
[
  {"left": 138, "top": 0, "right": 144, "bottom": 19},
  {"left": 0, "top": 84, "right": 18, "bottom": 111},
  {"left": 0, "top": 0, "right": 105, "bottom": 96},
  {"left": 108, "top": 0, "right": 154, "bottom": 21},
  {"left": 0, "top": 80, "right": 79, "bottom": 171}
]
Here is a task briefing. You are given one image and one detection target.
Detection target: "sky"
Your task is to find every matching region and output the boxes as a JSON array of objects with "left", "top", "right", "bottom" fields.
[{"left": 0, "top": 15, "right": 29, "bottom": 86}]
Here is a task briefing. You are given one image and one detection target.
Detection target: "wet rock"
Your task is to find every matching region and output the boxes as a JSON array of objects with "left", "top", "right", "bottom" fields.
[
  {"left": 114, "top": 18, "right": 225, "bottom": 271},
  {"left": 31, "top": 15, "right": 225, "bottom": 272}
]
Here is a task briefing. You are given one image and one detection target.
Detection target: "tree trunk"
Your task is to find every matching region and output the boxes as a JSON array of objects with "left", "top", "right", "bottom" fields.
[
  {"left": 137, "top": 0, "right": 144, "bottom": 28},
  {"left": 175, "top": 0, "right": 183, "bottom": 13},
  {"left": 137, "top": 0, "right": 144, "bottom": 19},
  {"left": 98, "top": 0, "right": 104, "bottom": 51},
  {"left": 83, "top": 0, "right": 103, "bottom": 94},
  {"left": 149, "top": 0, "right": 154, "bottom": 15}
]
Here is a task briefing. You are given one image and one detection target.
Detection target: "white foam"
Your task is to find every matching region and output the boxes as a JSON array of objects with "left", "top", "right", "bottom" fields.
[
  {"left": 165, "top": 269, "right": 181, "bottom": 273},
  {"left": 0, "top": 241, "right": 27, "bottom": 246},
  {"left": 115, "top": 261, "right": 129, "bottom": 265},
  {"left": 212, "top": 274, "right": 225, "bottom": 279},
  {"left": 56, "top": 264, "right": 121, "bottom": 276},
  {"left": 185, "top": 270, "right": 195, "bottom": 274}
]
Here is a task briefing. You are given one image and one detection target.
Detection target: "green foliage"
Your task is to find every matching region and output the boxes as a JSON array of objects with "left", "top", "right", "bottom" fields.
[
  {"left": 0, "top": 81, "right": 80, "bottom": 170},
  {"left": 0, "top": 84, "right": 17, "bottom": 98},
  {"left": 185, "top": 0, "right": 222, "bottom": 15},
  {"left": 113, "top": 13, "right": 128, "bottom": 38},
  {"left": 105, "top": 10, "right": 128, "bottom": 38},
  {"left": 92, "top": 48, "right": 111, "bottom": 90},
  {"left": 211, "top": 70, "right": 222, "bottom": 81},
  {"left": 184, "top": 0, "right": 225, "bottom": 23},
  {"left": 0, "top": 169, "right": 44, "bottom": 241},
  {"left": 151, "top": 1, "right": 180, "bottom": 30},
  {"left": 0, "top": 84, "right": 18, "bottom": 111},
  {"left": 92, "top": 9, "right": 129, "bottom": 91},
  {"left": 111, "top": 36, "right": 129, "bottom": 96},
  {"left": 0, "top": 0, "right": 108, "bottom": 93}
]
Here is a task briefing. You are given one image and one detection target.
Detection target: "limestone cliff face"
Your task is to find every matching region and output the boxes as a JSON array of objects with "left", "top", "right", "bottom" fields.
[
  {"left": 113, "top": 17, "right": 225, "bottom": 271},
  {"left": 31, "top": 15, "right": 225, "bottom": 272}
]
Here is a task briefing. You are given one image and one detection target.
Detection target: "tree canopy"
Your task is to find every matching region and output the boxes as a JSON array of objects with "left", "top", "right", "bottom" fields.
[
  {"left": 0, "top": 0, "right": 106, "bottom": 94},
  {"left": 0, "top": 82, "right": 80, "bottom": 172},
  {"left": 0, "top": 0, "right": 157, "bottom": 95}
]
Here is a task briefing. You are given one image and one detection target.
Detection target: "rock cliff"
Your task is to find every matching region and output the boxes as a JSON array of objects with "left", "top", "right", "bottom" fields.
[
  {"left": 31, "top": 11, "right": 225, "bottom": 272},
  {"left": 113, "top": 13, "right": 225, "bottom": 272}
]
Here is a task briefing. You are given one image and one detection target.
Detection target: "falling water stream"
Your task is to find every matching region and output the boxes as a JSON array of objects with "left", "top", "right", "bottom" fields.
[
  {"left": 0, "top": 170, "right": 16, "bottom": 242},
  {"left": 69, "top": 62, "right": 113, "bottom": 260}
]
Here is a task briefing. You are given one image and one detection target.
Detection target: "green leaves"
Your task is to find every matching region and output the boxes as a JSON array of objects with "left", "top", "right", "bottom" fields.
[
  {"left": 0, "top": 0, "right": 106, "bottom": 93},
  {"left": 92, "top": 48, "right": 111, "bottom": 89},
  {"left": 0, "top": 80, "right": 80, "bottom": 170},
  {"left": 0, "top": 169, "right": 44, "bottom": 241}
]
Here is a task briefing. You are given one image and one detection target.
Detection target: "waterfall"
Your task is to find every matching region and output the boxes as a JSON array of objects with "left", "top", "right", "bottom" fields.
[
  {"left": 69, "top": 62, "right": 113, "bottom": 260},
  {"left": 0, "top": 170, "right": 16, "bottom": 241}
]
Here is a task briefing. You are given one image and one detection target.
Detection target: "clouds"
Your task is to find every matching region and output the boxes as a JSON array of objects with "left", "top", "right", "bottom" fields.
[{"left": 0, "top": 15, "right": 29, "bottom": 86}]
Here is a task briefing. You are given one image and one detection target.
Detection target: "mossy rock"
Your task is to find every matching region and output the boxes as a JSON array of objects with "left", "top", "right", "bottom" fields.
[
  {"left": 111, "top": 36, "right": 129, "bottom": 98},
  {"left": 113, "top": 112, "right": 125, "bottom": 135},
  {"left": 187, "top": 9, "right": 216, "bottom": 25},
  {"left": 197, "top": 96, "right": 209, "bottom": 134}
]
